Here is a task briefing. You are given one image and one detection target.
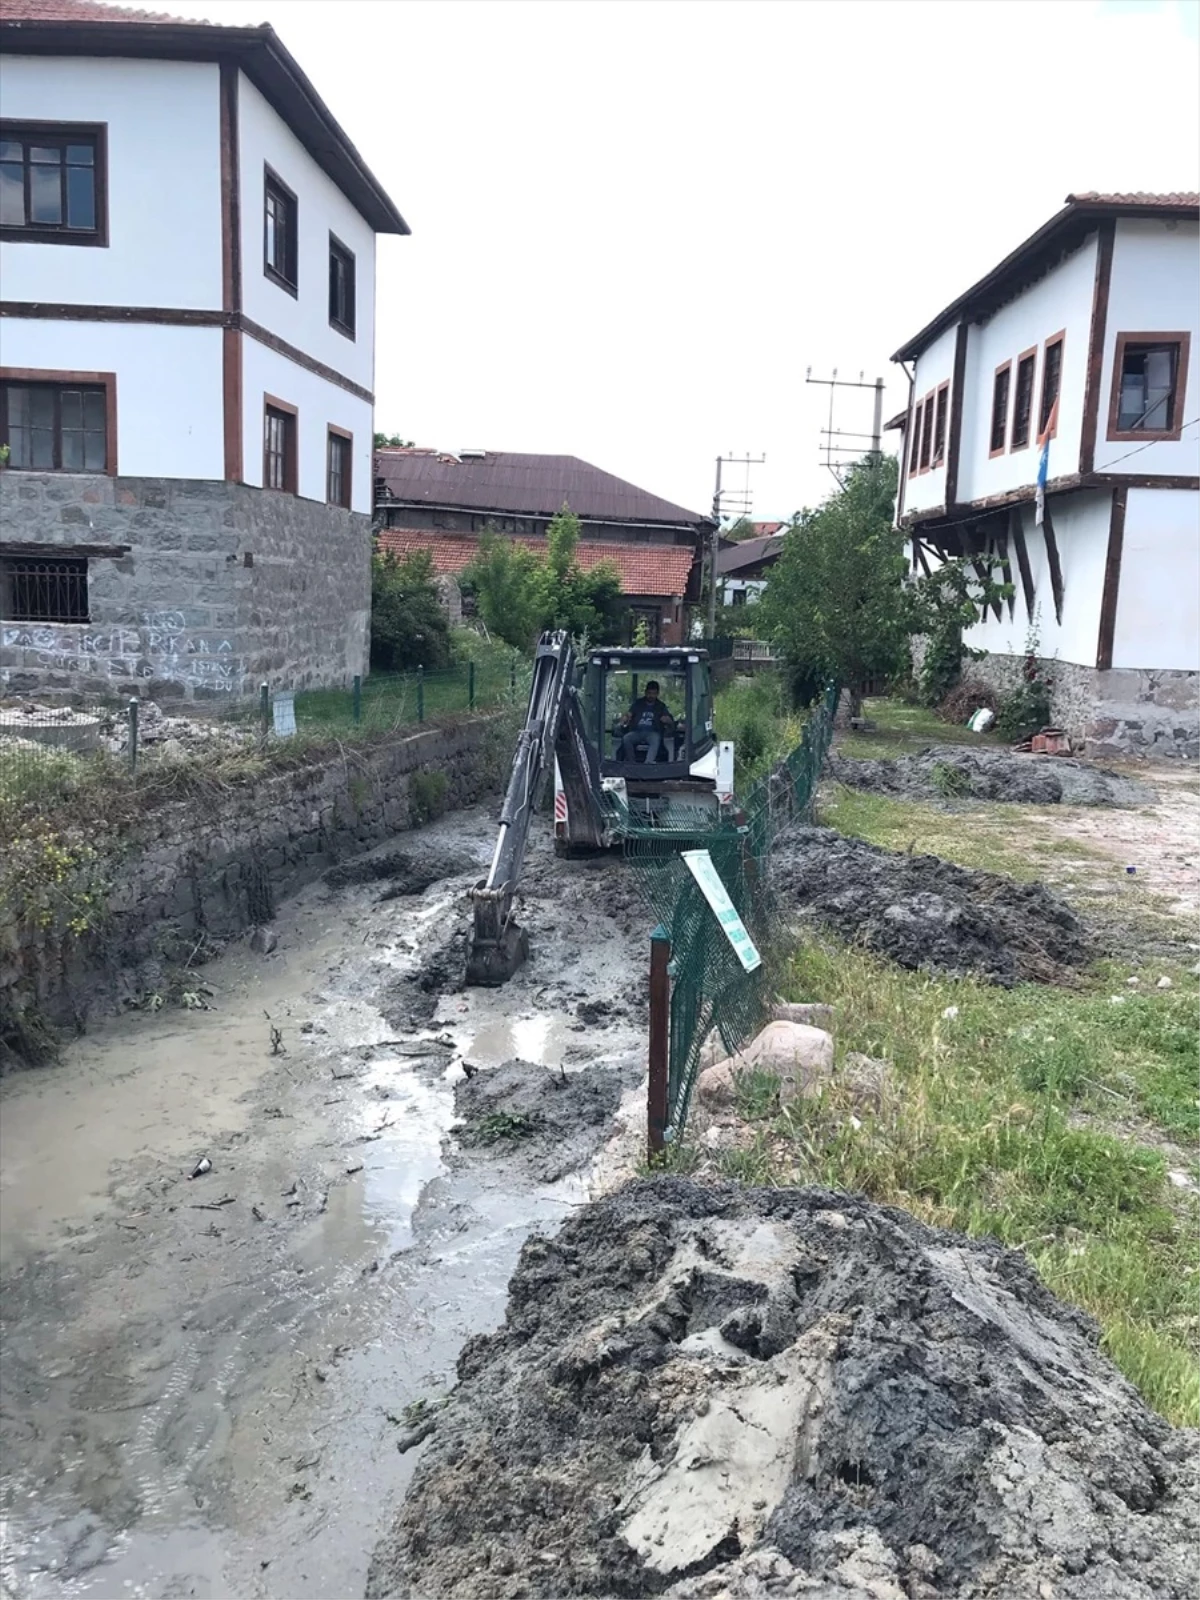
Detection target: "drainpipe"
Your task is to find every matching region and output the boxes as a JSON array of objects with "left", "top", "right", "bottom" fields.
[{"left": 894, "top": 360, "right": 915, "bottom": 532}]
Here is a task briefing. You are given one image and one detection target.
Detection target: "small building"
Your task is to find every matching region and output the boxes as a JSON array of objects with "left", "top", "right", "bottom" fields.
[
  {"left": 374, "top": 447, "right": 711, "bottom": 645},
  {"left": 890, "top": 191, "right": 1198, "bottom": 757},
  {"left": 717, "top": 525, "right": 788, "bottom": 606},
  {"left": 0, "top": 0, "right": 408, "bottom": 699}
]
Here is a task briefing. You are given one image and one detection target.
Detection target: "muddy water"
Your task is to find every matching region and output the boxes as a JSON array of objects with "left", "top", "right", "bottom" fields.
[{"left": 0, "top": 809, "right": 648, "bottom": 1600}]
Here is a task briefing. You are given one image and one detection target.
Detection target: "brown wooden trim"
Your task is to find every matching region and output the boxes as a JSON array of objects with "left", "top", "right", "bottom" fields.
[
  {"left": 0, "top": 365, "right": 117, "bottom": 474},
  {"left": 912, "top": 536, "right": 932, "bottom": 579},
  {"left": 1105, "top": 330, "right": 1192, "bottom": 443},
  {"left": 222, "top": 326, "right": 242, "bottom": 483},
  {"left": 918, "top": 388, "right": 935, "bottom": 472},
  {"left": 1096, "top": 487, "right": 1127, "bottom": 670},
  {"left": 944, "top": 321, "right": 969, "bottom": 508},
  {"left": 1009, "top": 506, "right": 1036, "bottom": 619},
  {"left": 1079, "top": 218, "right": 1114, "bottom": 474},
  {"left": 1009, "top": 346, "right": 1038, "bottom": 453},
  {"left": 1, "top": 542, "right": 130, "bottom": 558},
  {"left": 989, "top": 360, "right": 1011, "bottom": 457},
  {"left": 931, "top": 380, "right": 950, "bottom": 469},
  {"left": 0, "top": 119, "right": 109, "bottom": 248},
  {"left": 263, "top": 163, "right": 299, "bottom": 298},
  {"left": 219, "top": 62, "right": 241, "bottom": 315},
  {"left": 263, "top": 393, "right": 298, "bottom": 495},
  {"left": 1037, "top": 329, "right": 1065, "bottom": 440},
  {"left": 241, "top": 316, "right": 373, "bottom": 402},
  {"left": 326, "top": 423, "right": 353, "bottom": 509},
  {"left": 908, "top": 398, "right": 923, "bottom": 478},
  {"left": 1088, "top": 471, "right": 1198, "bottom": 489},
  {"left": 1042, "top": 504, "right": 1065, "bottom": 626},
  {"left": 997, "top": 531, "right": 1015, "bottom": 620},
  {"left": 906, "top": 468, "right": 1196, "bottom": 524},
  {"left": 263, "top": 393, "right": 298, "bottom": 415}
]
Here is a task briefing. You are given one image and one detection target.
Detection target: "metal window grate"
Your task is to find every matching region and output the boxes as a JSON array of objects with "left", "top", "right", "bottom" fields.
[{"left": 1, "top": 556, "right": 89, "bottom": 622}]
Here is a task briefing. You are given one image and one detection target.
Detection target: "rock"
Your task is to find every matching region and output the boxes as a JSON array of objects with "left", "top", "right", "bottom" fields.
[
  {"left": 770, "top": 1001, "right": 835, "bottom": 1030},
  {"left": 1128, "top": 975, "right": 1141, "bottom": 986},
  {"left": 250, "top": 926, "right": 279, "bottom": 954},
  {"left": 697, "top": 1060, "right": 737, "bottom": 1107},
  {"left": 1157, "top": 975, "right": 1174, "bottom": 990}
]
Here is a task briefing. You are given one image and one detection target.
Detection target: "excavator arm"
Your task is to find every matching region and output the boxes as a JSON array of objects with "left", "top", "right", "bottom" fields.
[{"left": 466, "top": 631, "right": 604, "bottom": 986}]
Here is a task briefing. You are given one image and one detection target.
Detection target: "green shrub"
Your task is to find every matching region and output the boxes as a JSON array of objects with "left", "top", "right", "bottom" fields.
[
  {"left": 409, "top": 768, "right": 449, "bottom": 825},
  {"left": 995, "top": 680, "right": 1052, "bottom": 740},
  {"left": 370, "top": 548, "right": 451, "bottom": 672}
]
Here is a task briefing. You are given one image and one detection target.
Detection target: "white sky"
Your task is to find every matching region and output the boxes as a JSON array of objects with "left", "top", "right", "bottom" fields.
[{"left": 167, "top": 0, "right": 1200, "bottom": 520}]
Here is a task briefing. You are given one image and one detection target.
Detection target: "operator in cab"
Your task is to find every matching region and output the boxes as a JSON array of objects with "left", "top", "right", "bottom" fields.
[{"left": 619, "top": 680, "right": 675, "bottom": 763}]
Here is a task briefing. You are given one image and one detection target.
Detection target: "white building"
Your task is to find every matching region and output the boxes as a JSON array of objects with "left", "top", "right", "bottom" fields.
[
  {"left": 890, "top": 192, "right": 1198, "bottom": 757},
  {"left": 0, "top": 0, "right": 408, "bottom": 698}
]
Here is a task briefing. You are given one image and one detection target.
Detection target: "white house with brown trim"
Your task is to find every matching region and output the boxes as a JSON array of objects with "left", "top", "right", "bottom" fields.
[
  {"left": 890, "top": 191, "right": 1198, "bottom": 758},
  {"left": 0, "top": 0, "right": 407, "bottom": 698}
]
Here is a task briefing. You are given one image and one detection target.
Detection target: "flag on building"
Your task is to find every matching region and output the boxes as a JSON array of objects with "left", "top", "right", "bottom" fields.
[{"left": 1034, "top": 397, "right": 1060, "bottom": 527}]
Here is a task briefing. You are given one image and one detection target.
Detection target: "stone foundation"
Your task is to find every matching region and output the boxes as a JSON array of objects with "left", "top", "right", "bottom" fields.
[
  {"left": 965, "top": 653, "right": 1198, "bottom": 760},
  {"left": 1, "top": 474, "right": 370, "bottom": 700}
]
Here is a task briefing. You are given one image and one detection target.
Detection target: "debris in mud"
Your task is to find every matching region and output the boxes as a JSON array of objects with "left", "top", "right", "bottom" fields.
[
  {"left": 827, "top": 744, "right": 1154, "bottom": 807},
  {"left": 453, "top": 1057, "right": 636, "bottom": 1183},
  {"left": 773, "top": 826, "right": 1089, "bottom": 985},
  {"left": 367, "top": 1179, "right": 1198, "bottom": 1600},
  {"left": 323, "top": 848, "right": 475, "bottom": 896}
]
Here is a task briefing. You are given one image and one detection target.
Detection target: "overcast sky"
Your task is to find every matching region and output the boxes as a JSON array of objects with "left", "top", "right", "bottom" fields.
[{"left": 171, "top": 0, "right": 1200, "bottom": 520}]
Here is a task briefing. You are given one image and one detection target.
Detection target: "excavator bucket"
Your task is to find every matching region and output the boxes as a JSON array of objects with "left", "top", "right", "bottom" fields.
[{"left": 465, "top": 885, "right": 530, "bottom": 986}]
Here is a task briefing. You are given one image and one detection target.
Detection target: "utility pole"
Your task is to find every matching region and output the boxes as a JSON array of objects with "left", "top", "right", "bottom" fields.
[
  {"left": 709, "top": 451, "right": 765, "bottom": 633},
  {"left": 805, "top": 370, "right": 886, "bottom": 484}
]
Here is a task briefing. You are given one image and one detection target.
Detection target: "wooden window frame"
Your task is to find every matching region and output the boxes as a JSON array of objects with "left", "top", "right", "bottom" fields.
[
  {"left": 1009, "top": 347, "right": 1038, "bottom": 453},
  {"left": 326, "top": 424, "right": 352, "bottom": 509},
  {"left": 263, "top": 394, "right": 298, "bottom": 494},
  {"left": 1038, "top": 330, "right": 1065, "bottom": 440},
  {"left": 328, "top": 233, "right": 356, "bottom": 340},
  {"left": 931, "top": 381, "right": 949, "bottom": 468},
  {"left": 0, "top": 366, "right": 117, "bottom": 474},
  {"left": 1106, "top": 330, "right": 1192, "bottom": 443},
  {"left": 989, "top": 360, "right": 1012, "bottom": 458},
  {"left": 0, "top": 120, "right": 108, "bottom": 247},
  {"left": 918, "top": 389, "right": 934, "bottom": 472},
  {"left": 263, "top": 165, "right": 298, "bottom": 297},
  {"left": 908, "top": 400, "right": 923, "bottom": 477}
]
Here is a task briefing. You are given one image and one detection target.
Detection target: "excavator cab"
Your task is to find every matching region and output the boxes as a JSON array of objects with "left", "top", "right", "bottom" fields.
[{"left": 466, "top": 634, "right": 734, "bottom": 987}]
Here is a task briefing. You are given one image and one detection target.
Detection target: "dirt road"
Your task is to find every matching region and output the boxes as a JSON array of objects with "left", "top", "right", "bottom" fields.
[{"left": 0, "top": 810, "right": 648, "bottom": 1600}]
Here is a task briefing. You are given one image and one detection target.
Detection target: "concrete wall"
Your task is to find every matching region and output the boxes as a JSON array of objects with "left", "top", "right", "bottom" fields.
[
  {"left": 0, "top": 55, "right": 223, "bottom": 309},
  {"left": 1, "top": 716, "right": 506, "bottom": 1058},
  {"left": 0, "top": 474, "right": 369, "bottom": 697},
  {"left": 1113, "top": 487, "right": 1200, "bottom": 672}
]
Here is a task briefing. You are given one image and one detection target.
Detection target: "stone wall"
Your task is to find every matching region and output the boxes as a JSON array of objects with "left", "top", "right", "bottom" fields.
[
  {"left": 965, "top": 652, "right": 1198, "bottom": 760},
  {"left": 1, "top": 474, "right": 370, "bottom": 699},
  {"left": 1, "top": 715, "right": 506, "bottom": 1061}
]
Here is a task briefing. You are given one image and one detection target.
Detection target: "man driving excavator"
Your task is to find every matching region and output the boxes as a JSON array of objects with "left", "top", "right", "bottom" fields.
[{"left": 618, "top": 680, "right": 675, "bottom": 763}]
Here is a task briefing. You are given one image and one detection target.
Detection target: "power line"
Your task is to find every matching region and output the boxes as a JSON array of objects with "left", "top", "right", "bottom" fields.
[{"left": 1094, "top": 417, "right": 1198, "bottom": 471}]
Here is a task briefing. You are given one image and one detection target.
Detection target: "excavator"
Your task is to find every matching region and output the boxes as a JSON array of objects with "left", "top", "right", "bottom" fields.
[{"left": 465, "top": 630, "right": 735, "bottom": 986}]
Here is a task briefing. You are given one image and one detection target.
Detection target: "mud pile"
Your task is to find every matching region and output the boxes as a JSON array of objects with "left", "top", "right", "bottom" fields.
[
  {"left": 827, "top": 746, "right": 1153, "bottom": 807},
  {"left": 367, "top": 1180, "right": 1196, "bottom": 1600},
  {"left": 454, "top": 1057, "right": 637, "bottom": 1183},
  {"left": 324, "top": 847, "right": 476, "bottom": 897},
  {"left": 772, "top": 826, "right": 1088, "bottom": 985}
]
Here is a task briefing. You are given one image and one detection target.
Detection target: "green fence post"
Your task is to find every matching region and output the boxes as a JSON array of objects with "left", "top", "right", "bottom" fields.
[
  {"left": 128, "top": 698, "right": 139, "bottom": 774},
  {"left": 417, "top": 665, "right": 425, "bottom": 723},
  {"left": 509, "top": 658, "right": 517, "bottom": 699},
  {"left": 648, "top": 925, "right": 672, "bottom": 1159},
  {"left": 259, "top": 681, "right": 269, "bottom": 741},
  {"left": 468, "top": 660, "right": 476, "bottom": 711},
  {"left": 352, "top": 673, "right": 362, "bottom": 725}
]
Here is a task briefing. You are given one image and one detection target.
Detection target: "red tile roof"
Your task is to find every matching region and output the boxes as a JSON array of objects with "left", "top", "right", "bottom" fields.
[
  {"left": 377, "top": 530, "right": 696, "bottom": 599},
  {"left": 0, "top": 0, "right": 189, "bottom": 20}
]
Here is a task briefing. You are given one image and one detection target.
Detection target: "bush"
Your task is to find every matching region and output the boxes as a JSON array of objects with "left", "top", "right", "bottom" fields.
[
  {"left": 937, "top": 681, "right": 999, "bottom": 726},
  {"left": 996, "top": 681, "right": 1053, "bottom": 740},
  {"left": 409, "top": 768, "right": 448, "bottom": 825},
  {"left": 371, "top": 549, "right": 450, "bottom": 672}
]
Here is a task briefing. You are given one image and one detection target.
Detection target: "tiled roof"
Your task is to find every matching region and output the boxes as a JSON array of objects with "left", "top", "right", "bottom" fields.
[
  {"left": 752, "top": 520, "right": 786, "bottom": 537},
  {"left": 893, "top": 190, "right": 1200, "bottom": 362},
  {"left": 0, "top": 0, "right": 190, "bottom": 20},
  {"left": 374, "top": 449, "right": 708, "bottom": 528},
  {"left": 377, "top": 530, "right": 696, "bottom": 599}
]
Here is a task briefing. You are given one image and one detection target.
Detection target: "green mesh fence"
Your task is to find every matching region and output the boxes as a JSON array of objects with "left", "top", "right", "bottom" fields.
[{"left": 619, "top": 680, "right": 839, "bottom": 1141}]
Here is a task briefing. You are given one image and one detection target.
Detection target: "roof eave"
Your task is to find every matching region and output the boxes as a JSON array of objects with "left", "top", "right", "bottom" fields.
[{"left": 0, "top": 17, "right": 410, "bottom": 236}]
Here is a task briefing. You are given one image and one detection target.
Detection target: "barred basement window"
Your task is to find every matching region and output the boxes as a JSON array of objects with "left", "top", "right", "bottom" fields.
[{"left": 0, "top": 555, "right": 89, "bottom": 623}]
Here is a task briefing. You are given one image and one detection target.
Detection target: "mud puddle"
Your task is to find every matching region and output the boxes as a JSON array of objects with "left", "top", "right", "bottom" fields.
[{"left": 0, "top": 808, "right": 648, "bottom": 1600}]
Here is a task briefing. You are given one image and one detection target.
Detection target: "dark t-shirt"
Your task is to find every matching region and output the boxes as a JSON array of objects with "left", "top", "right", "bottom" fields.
[{"left": 627, "top": 697, "right": 674, "bottom": 733}]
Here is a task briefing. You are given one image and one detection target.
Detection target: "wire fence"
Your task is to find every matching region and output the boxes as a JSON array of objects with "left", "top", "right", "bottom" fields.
[
  {"left": 620, "top": 680, "right": 840, "bottom": 1145},
  {"left": 0, "top": 656, "right": 531, "bottom": 815}
]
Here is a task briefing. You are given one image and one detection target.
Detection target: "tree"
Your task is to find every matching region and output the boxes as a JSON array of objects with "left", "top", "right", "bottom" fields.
[
  {"left": 374, "top": 432, "right": 414, "bottom": 449},
  {"left": 369, "top": 547, "right": 450, "bottom": 671},
  {"left": 463, "top": 506, "right": 626, "bottom": 650},
  {"left": 724, "top": 516, "right": 758, "bottom": 542}
]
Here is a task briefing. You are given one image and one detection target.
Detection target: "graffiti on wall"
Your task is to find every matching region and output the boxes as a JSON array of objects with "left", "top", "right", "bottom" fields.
[{"left": 1, "top": 611, "right": 246, "bottom": 691}]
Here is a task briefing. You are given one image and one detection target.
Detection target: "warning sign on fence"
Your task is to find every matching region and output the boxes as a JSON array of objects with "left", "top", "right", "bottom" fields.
[{"left": 680, "top": 849, "right": 762, "bottom": 973}]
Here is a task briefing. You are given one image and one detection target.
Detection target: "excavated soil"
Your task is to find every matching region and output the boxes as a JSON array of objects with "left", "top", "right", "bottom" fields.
[
  {"left": 772, "top": 827, "right": 1089, "bottom": 985},
  {"left": 827, "top": 746, "right": 1154, "bottom": 807},
  {"left": 454, "top": 1058, "right": 640, "bottom": 1184},
  {"left": 367, "top": 1179, "right": 1198, "bottom": 1600}
]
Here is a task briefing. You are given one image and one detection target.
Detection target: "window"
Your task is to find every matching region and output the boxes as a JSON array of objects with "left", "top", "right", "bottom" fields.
[
  {"left": 327, "top": 427, "right": 352, "bottom": 508},
  {"left": 264, "top": 167, "right": 298, "bottom": 293},
  {"left": 908, "top": 401, "right": 923, "bottom": 476},
  {"left": 0, "top": 379, "right": 109, "bottom": 471},
  {"left": 1038, "top": 332, "right": 1064, "bottom": 438},
  {"left": 329, "top": 235, "right": 356, "bottom": 337},
  {"left": 0, "top": 123, "right": 106, "bottom": 245},
  {"left": 0, "top": 555, "right": 89, "bottom": 623},
  {"left": 932, "top": 383, "right": 949, "bottom": 466},
  {"left": 1010, "top": 349, "right": 1037, "bottom": 451},
  {"left": 919, "top": 391, "right": 934, "bottom": 470},
  {"left": 990, "top": 362, "right": 1011, "bottom": 456},
  {"left": 1108, "top": 333, "right": 1191, "bottom": 440},
  {"left": 263, "top": 400, "right": 297, "bottom": 492}
]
